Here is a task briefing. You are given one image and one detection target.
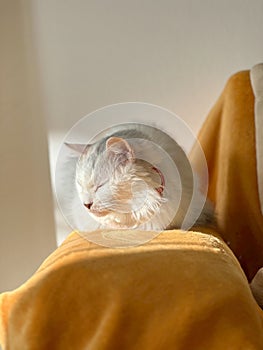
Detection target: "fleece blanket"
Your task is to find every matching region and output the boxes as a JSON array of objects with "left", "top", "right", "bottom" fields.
[
  {"left": 1, "top": 65, "right": 263, "bottom": 349},
  {"left": 190, "top": 64, "right": 263, "bottom": 281},
  {"left": 1, "top": 229, "right": 263, "bottom": 350}
]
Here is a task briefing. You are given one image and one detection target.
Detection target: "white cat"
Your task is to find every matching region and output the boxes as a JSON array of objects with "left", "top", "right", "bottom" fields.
[{"left": 66, "top": 123, "right": 214, "bottom": 231}]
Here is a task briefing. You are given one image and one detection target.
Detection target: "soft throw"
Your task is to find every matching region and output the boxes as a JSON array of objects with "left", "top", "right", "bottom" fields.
[
  {"left": 190, "top": 66, "right": 263, "bottom": 281},
  {"left": 1, "top": 229, "right": 263, "bottom": 349}
]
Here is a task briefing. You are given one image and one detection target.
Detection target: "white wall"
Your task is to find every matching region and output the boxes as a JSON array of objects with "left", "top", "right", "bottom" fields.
[
  {"left": 32, "top": 0, "right": 263, "bottom": 133},
  {"left": 30, "top": 0, "right": 263, "bottom": 244}
]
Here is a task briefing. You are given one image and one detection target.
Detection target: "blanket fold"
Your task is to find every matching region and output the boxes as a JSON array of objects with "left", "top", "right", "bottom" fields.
[
  {"left": 1, "top": 230, "right": 263, "bottom": 349},
  {"left": 190, "top": 67, "right": 263, "bottom": 280}
]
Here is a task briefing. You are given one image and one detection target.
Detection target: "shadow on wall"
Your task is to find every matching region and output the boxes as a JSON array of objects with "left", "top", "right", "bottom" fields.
[{"left": 0, "top": 1, "right": 56, "bottom": 291}]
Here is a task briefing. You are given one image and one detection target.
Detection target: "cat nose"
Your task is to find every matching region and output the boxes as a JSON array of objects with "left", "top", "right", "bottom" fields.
[{"left": 84, "top": 202, "right": 93, "bottom": 210}]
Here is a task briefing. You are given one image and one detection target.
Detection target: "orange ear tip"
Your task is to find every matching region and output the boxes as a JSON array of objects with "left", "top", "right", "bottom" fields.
[
  {"left": 106, "top": 137, "right": 125, "bottom": 149},
  {"left": 106, "top": 137, "right": 134, "bottom": 162}
]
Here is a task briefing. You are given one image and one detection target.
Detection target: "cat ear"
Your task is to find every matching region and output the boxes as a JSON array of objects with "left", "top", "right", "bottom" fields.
[
  {"left": 106, "top": 137, "right": 134, "bottom": 163},
  {"left": 64, "top": 142, "right": 90, "bottom": 154}
]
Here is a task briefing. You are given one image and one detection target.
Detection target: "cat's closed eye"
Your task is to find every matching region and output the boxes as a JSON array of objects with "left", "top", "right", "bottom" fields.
[
  {"left": 94, "top": 182, "right": 107, "bottom": 192},
  {"left": 94, "top": 184, "right": 102, "bottom": 192}
]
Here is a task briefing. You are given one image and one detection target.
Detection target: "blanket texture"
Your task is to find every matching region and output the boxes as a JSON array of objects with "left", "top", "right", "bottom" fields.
[
  {"left": 1, "top": 230, "right": 263, "bottom": 350},
  {"left": 190, "top": 68, "right": 263, "bottom": 281}
]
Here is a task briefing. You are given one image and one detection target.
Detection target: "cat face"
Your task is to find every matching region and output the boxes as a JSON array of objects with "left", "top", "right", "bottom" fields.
[{"left": 72, "top": 137, "right": 165, "bottom": 229}]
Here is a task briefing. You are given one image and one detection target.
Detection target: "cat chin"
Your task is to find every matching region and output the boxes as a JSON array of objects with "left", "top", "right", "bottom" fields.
[
  {"left": 90, "top": 206, "right": 163, "bottom": 230},
  {"left": 89, "top": 209, "right": 110, "bottom": 217},
  {"left": 99, "top": 213, "right": 142, "bottom": 229}
]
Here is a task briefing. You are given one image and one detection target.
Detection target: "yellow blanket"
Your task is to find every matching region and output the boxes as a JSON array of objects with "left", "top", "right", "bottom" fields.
[
  {"left": 1, "top": 67, "right": 263, "bottom": 349},
  {"left": 190, "top": 68, "right": 263, "bottom": 281},
  {"left": 1, "top": 230, "right": 263, "bottom": 349}
]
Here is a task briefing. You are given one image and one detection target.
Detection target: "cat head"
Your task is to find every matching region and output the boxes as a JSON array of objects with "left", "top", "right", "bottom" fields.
[{"left": 66, "top": 137, "right": 166, "bottom": 229}]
